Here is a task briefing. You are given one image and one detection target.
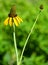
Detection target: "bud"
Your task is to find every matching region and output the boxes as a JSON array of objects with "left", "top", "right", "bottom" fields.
[{"left": 40, "top": 4, "right": 43, "bottom": 10}]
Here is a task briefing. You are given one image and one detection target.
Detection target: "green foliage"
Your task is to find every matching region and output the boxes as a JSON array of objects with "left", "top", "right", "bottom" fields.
[{"left": 0, "top": 0, "right": 48, "bottom": 65}]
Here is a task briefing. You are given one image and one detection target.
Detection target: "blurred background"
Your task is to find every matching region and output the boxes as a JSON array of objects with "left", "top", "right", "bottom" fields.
[{"left": 0, "top": 0, "right": 48, "bottom": 65}]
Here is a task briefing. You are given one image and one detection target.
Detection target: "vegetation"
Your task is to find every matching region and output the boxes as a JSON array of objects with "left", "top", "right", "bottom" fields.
[{"left": 0, "top": 0, "right": 48, "bottom": 65}]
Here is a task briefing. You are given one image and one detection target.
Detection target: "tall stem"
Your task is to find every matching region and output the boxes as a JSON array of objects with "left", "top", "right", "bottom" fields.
[
  {"left": 13, "top": 23, "right": 18, "bottom": 65},
  {"left": 19, "top": 12, "right": 41, "bottom": 64}
]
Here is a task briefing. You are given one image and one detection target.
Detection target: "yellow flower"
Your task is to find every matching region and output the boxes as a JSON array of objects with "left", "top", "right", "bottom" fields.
[
  {"left": 4, "top": 5, "right": 23, "bottom": 26},
  {"left": 4, "top": 16, "right": 23, "bottom": 26}
]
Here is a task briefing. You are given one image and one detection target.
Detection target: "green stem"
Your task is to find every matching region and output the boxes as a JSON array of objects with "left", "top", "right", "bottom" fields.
[
  {"left": 19, "top": 11, "right": 41, "bottom": 65},
  {"left": 13, "top": 23, "right": 18, "bottom": 65}
]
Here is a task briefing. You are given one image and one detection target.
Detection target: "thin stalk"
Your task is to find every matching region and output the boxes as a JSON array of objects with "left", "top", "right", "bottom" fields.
[
  {"left": 19, "top": 11, "right": 41, "bottom": 64},
  {"left": 13, "top": 23, "right": 18, "bottom": 65}
]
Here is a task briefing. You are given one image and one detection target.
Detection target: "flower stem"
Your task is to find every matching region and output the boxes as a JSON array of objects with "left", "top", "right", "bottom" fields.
[
  {"left": 19, "top": 11, "right": 41, "bottom": 65},
  {"left": 13, "top": 23, "right": 18, "bottom": 65}
]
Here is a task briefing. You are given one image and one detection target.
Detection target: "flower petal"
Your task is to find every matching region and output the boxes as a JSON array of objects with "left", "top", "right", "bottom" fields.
[
  {"left": 17, "top": 16, "right": 23, "bottom": 22},
  {"left": 9, "top": 17, "right": 13, "bottom": 26},
  {"left": 13, "top": 17, "right": 19, "bottom": 26},
  {"left": 4, "top": 17, "right": 9, "bottom": 25},
  {"left": 15, "top": 17, "right": 20, "bottom": 24}
]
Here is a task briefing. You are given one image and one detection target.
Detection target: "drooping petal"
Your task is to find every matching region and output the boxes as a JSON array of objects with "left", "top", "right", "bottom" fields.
[
  {"left": 4, "top": 17, "right": 9, "bottom": 25},
  {"left": 13, "top": 17, "right": 19, "bottom": 26},
  {"left": 15, "top": 16, "right": 20, "bottom": 24},
  {"left": 16, "top": 16, "right": 23, "bottom": 22},
  {"left": 9, "top": 17, "right": 13, "bottom": 26}
]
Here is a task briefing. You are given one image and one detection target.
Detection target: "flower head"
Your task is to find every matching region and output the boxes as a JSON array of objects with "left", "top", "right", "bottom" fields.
[
  {"left": 40, "top": 4, "right": 43, "bottom": 10},
  {"left": 4, "top": 5, "right": 23, "bottom": 26}
]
